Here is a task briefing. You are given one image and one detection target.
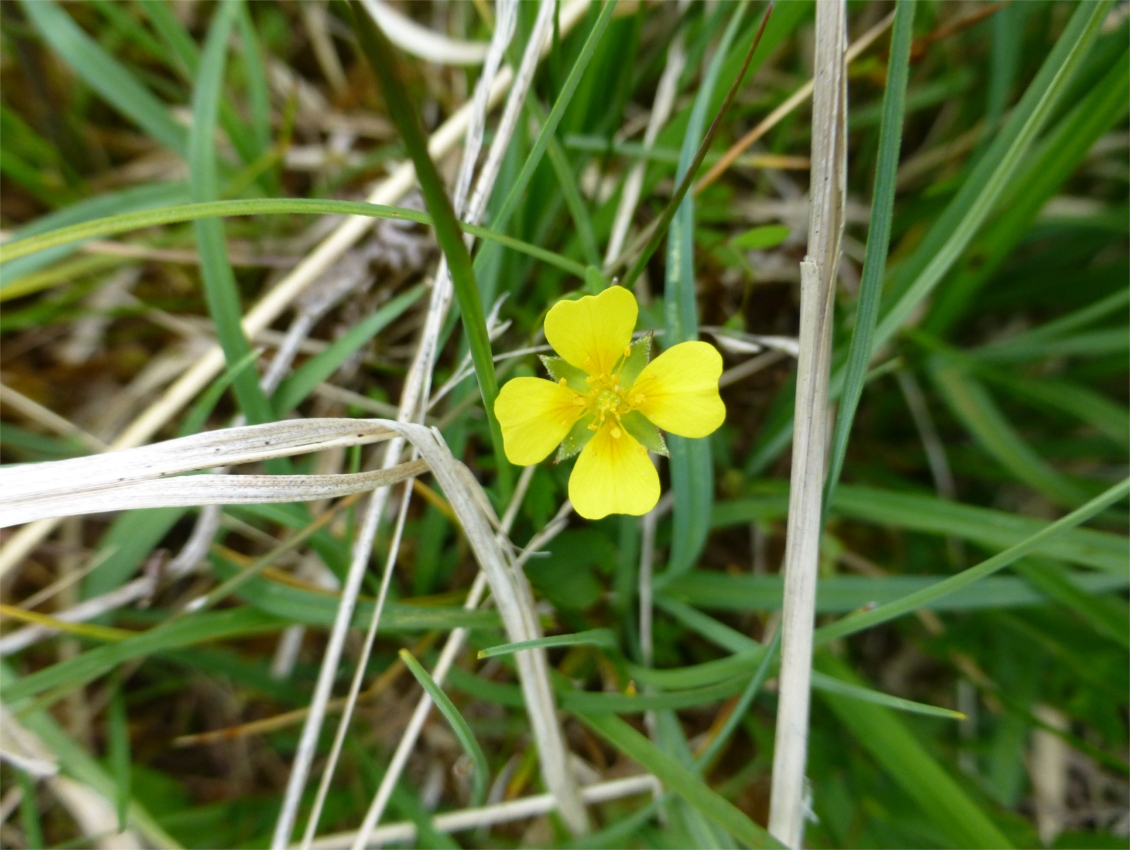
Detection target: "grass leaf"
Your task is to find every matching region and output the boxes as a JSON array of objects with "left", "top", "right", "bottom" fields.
[
  {"left": 814, "top": 654, "right": 1012, "bottom": 849},
  {"left": 477, "top": 628, "right": 617, "bottom": 659},
  {"left": 823, "top": 0, "right": 915, "bottom": 510},
  {"left": 189, "top": 0, "right": 274, "bottom": 426},
  {"left": 578, "top": 711, "right": 784, "bottom": 848},
  {"left": 20, "top": 0, "right": 188, "bottom": 155},
  {"left": 399, "top": 649, "right": 489, "bottom": 808},
  {"left": 107, "top": 679, "right": 132, "bottom": 832}
]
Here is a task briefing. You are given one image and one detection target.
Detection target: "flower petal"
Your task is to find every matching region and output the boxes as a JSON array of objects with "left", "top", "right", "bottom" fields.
[
  {"left": 630, "top": 341, "right": 726, "bottom": 438},
  {"left": 495, "top": 377, "right": 582, "bottom": 465},
  {"left": 544, "top": 286, "right": 637, "bottom": 377},
  {"left": 569, "top": 423, "right": 659, "bottom": 519}
]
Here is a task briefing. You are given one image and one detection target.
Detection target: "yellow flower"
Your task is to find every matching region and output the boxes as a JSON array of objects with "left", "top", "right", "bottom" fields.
[{"left": 494, "top": 286, "right": 725, "bottom": 520}]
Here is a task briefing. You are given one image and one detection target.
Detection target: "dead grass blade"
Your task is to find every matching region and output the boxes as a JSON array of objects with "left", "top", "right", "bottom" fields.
[{"left": 767, "top": 0, "right": 848, "bottom": 845}]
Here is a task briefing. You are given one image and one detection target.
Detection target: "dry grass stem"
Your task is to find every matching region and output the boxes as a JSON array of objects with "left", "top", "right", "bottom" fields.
[
  {"left": 305, "top": 775, "right": 660, "bottom": 850},
  {"left": 358, "top": 0, "right": 491, "bottom": 66},
  {"left": 768, "top": 0, "right": 848, "bottom": 845}
]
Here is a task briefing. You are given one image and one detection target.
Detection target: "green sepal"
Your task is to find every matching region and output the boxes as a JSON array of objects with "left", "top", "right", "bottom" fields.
[
  {"left": 621, "top": 410, "right": 668, "bottom": 457},
  {"left": 556, "top": 414, "right": 596, "bottom": 462},
  {"left": 618, "top": 331, "right": 653, "bottom": 387},
  {"left": 541, "top": 354, "right": 589, "bottom": 393}
]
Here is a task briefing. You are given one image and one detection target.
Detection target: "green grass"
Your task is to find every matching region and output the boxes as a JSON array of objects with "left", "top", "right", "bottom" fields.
[{"left": 1, "top": 2, "right": 1126, "bottom": 848}]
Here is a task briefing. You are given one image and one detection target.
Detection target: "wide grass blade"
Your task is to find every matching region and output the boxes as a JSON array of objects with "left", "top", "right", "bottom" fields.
[
  {"left": 660, "top": 571, "right": 1127, "bottom": 614},
  {"left": 399, "top": 649, "right": 489, "bottom": 808},
  {"left": 711, "top": 483, "right": 1127, "bottom": 572}
]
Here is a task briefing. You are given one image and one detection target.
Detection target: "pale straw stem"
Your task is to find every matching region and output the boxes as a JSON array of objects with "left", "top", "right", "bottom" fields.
[
  {"left": 307, "top": 775, "right": 659, "bottom": 850},
  {"left": 767, "top": 0, "right": 848, "bottom": 845}
]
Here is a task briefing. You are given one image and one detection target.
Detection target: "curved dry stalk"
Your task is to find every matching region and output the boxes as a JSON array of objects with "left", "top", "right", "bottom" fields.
[
  {"left": 0, "top": 418, "right": 406, "bottom": 528},
  {"left": 358, "top": 0, "right": 490, "bottom": 66},
  {"left": 767, "top": 1, "right": 848, "bottom": 845},
  {"left": 1, "top": 462, "right": 426, "bottom": 529}
]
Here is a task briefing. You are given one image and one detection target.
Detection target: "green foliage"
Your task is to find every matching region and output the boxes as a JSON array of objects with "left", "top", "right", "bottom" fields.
[{"left": 2, "top": 2, "right": 1126, "bottom": 847}]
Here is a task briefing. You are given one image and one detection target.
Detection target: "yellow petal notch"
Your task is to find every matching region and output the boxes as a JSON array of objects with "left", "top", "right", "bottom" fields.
[
  {"left": 630, "top": 341, "right": 726, "bottom": 438},
  {"left": 569, "top": 423, "right": 660, "bottom": 519},
  {"left": 495, "top": 377, "right": 583, "bottom": 465},
  {"left": 544, "top": 285, "right": 637, "bottom": 377}
]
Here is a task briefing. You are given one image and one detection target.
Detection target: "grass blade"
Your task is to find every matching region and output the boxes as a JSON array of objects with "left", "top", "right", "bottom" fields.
[
  {"left": 809, "top": 670, "right": 964, "bottom": 721},
  {"left": 578, "top": 711, "right": 785, "bottom": 849},
  {"left": 15, "top": 768, "right": 44, "bottom": 850},
  {"left": 823, "top": 0, "right": 915, "bottom": 511},
  {"left": 188, "top": 0, "right": 273, "bottom": 426},
  {"left": 399, "top": 649, "right": 489, "bottom": 808},
  {"left": 0, "top": 199, "right": 586, "bottom": 276},
  {"left": 0, "top": 182, "right": 190, "bottom": 287},
  {"left": 20, "top": 0, "right": 188, "bottom": 155},
  {"left": 815, "top": 653, "right": 1012, "bottom": 849},
  {"left": 930, "top": 359, "right": 1090, "bottom": 508},
  {"left": 660, "top": 571, "right": 1128, "bottom": 614},
  {"left": 665, "top": 1, "right": 759, "bottom": 576},
  {"left": 1014, "top": 559, "right": 1130, "bottom": 649},
  {"left": 813, "top": 478, "right": 1130, "bottom": 646},
  {"left": 270, "top": 284, "right": 426, "bottom": 415},
  {"left": 477, "top": 1, "right": 616, "bottom": 247},
  {"left": 621, "top": 1, "right": 771, "bottom": 290},
  {"left": 872, "top": 0, "right": 1112, "bottom": 353},
  {"left": 925, "top": 46, "right": 1129, "bottom": 335},
  {"left": 106, "top": 679, "right": 131, "bottom": 832},
  {"left": 477, "top": 629, "right": 617, "bottom": 659},
  {"left": 4, "top": 607, "right": 283, "bottom": 706}
]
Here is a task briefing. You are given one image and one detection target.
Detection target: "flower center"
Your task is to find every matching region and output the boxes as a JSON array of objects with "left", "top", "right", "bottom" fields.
[{"left": 580, "top": 372, "right": 636, "bottom": 438}]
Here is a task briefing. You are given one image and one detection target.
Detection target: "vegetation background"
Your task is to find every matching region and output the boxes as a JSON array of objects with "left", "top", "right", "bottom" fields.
[{"left": 0, "top": 1, "right": 1126, "bottom": 848}]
